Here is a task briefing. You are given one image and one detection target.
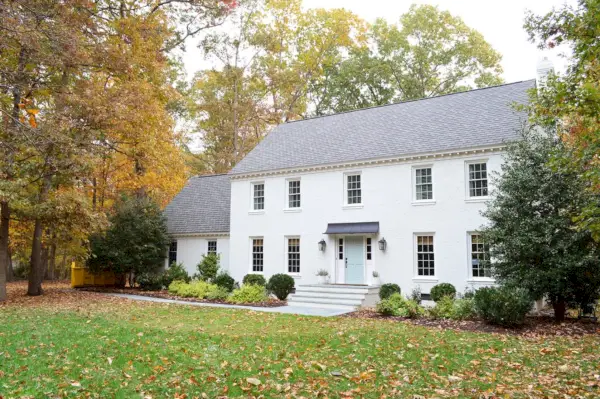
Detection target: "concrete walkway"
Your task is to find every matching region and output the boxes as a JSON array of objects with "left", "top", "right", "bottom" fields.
[{"left": 106, "top": 293, "right": 353, "bottom": 317}]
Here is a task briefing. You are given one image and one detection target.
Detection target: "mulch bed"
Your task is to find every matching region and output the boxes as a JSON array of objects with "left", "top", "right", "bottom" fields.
[
  {"left": 344, "top": 308, "right": 600, "bottom": 336},
  {"left": 78, "top": 286, "right": 287, "bottom": 308}
]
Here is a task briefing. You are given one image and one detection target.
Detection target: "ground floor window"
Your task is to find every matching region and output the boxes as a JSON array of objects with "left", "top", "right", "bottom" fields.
[
  {"left": 168, "top": 240, "right": 177, "bottom": 265},
  {"left": 416, "top": 235, "right": 435, "bottom": 276},
  {"left": 287, "top": 238, "right": 300, "bottom": 273},
  {"left": 252, "top": 238, "right": 264, "bottom": 272},
  {"left": 470, "top": 234, "right": 491, "bottom": 278},
  {"left": 207, "top": 240, "right": 217, "bottom": 255}
]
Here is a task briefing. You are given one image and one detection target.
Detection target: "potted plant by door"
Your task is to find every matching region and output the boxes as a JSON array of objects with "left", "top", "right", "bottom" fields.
[
  {"left": 372, "top": 271, "right": 380, "bottom": 285},
  {"left": 316, "top": 269, "right": 329, "bottom": 284}
]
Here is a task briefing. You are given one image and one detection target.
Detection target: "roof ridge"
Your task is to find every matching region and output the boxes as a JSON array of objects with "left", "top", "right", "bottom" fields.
[
  {"left": 191, "top": 173, "right": 229, "bottom": 179},
  {"left": 286, "top": 79, "right": 536, "bottom": 125}
]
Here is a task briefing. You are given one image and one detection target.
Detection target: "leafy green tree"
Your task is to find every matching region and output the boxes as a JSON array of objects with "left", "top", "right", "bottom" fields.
[
  {"left": 525, "top": 0, "right": 600, "bottom": 240},
  {"left": 481, "top": 128, "right": 600, "bottom": 321},
  {"left": 88, "top": 197, "right": 169, "bottom": 287}
]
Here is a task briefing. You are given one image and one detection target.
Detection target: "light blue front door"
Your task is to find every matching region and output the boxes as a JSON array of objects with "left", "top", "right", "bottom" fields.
[{"left": 345, "top": 236, "right": 365, "bottom": 284}]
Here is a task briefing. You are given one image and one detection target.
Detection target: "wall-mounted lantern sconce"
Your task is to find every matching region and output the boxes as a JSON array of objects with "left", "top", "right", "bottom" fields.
[
  {"left": 318, "top": 239, "right": 327, "bottom": 252},
  {"left": 378, "top": 237, "right": 387, "bottom": 251}
]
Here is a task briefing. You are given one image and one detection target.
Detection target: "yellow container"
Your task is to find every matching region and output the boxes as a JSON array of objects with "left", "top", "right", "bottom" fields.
[
  {"left": 71, "top": 262, "right": 118, "bottom": 287},
  {"left": 71, "top": 262, "right": 86, "bottom": 288}
]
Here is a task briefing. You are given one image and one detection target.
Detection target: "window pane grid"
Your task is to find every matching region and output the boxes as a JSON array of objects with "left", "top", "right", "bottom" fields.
[
  {"left": 347, "top": 174, "right": 362, "bottom": 204},
  {"left": 287, "top": 238, "right": 300, "bottom": 273},
  {"left": 338, "top": 238, "right": 344, "bottom": 260},
  {"left": 252, "top": 239, "right": 263, "bottom": 272},
  {"left": 366, "top": 238, "right": 372, "bottom": 260},
  {"left": 207, "top": 240, "right": 217, "bottom": 255},
  {"left": 168, "top": 241, "right": 177, "bottom": 265},
  {"left": 469, "top": 163, "right": 488, "bottom": 197},
  {"left": 471, "top": 234, "right": 491, "bottom": 277},
  {"left": 288, "top": 180, "right": 301, "bottom": 208},
  {"left": 415, "top": 168, "right": 433, "bottom": 200},
  {"left": 253, "top": 183, "right": 264, "bottom": 210},
  {"left": 416, "top": 235, "right": 435, "bottom": 276}
]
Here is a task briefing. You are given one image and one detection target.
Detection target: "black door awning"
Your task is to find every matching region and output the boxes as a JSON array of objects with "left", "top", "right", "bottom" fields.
[{"left": 324, "top": 222, "right": 379, "bottom": 234}]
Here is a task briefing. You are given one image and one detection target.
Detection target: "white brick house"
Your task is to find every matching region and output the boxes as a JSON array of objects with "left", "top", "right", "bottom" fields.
[{"left": 165, "top": 80, "right": 534, "bottom": 304}]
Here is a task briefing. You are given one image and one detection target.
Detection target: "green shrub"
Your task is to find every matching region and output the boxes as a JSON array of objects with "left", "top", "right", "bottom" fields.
[
  {"left": 206, "top": 286, "right": 230, "bottom": 301},
  {"left": 462, "top": 288, "right": 476, "bottom": 299},
  {"left": 163, "top": 263, "right": 190, "bottom": 286},
  {"left": 430, "top": 283, "right": 456, "bottom": 302},
  {"left": 213, "top": 272, "right": 235, "bottom": 292},
  {"left": 137, "top": 273, "right": 164, "bottom": 291},
  {"left": 410, "top": 286, "right": 422, "bottom": 304},
  {"left": 267, "top": 274, "right": 295, "bottom": 300},
  {"left": 168, "top": 280, "right": 186, "bottom": 294},
  {"left": 452, "top": 298, "right": 477, "bottom": 320},
  {"left": 196, "top": 253, "right": 220, "bottom": 282},
  {"left": 243, "top": 274, "right": 266, "bottom": 287},
  {"left": 429, "top": 295, "right": 456, "bottom": 319},
  {"left": 379, "top": 283, "right": 401, "bottom": 300},
  {"left": 176, "top": 280, "right": 216, "bottom": 299},
  {"left": 473, "top": 286, "right": 532, "bottom": 327},
  {"left": 376, "top": 293, "right": 424, "bottom": 318},
  {"left": 227, "top": 284, "right": 268, "bottom": 304}
]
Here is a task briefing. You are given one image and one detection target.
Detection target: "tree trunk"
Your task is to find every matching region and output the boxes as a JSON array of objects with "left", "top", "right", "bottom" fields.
[
  {"left": 27, "top": 219, "right": 44, "bottom": 296},
  {"left": 552, "top": 300, "right": 567, "bottom": 322},
  {"left": 48, "top": 242, "right": 56, "bottom": 281},
  {"left": 41, "top": 245, "right": 49, "bottom": 280},
  {"left": 7, "top": 248, "right": 14, "bottom": 282},
  {"left": 0, "top": 202, "right": 9, "bottom": 301}
]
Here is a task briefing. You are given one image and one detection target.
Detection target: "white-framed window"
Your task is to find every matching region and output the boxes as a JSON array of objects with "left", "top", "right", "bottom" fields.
[
  {"left": 207, "top": 240, "right": 217, "bottom": 255},
  {"left": 469, "top": 233, "right": 491, "bottom": 278},
  {"left": 287, "top": 237, "right": 300, "bottom": 274},
  {"left": 467, "top": 162, "right": 488, "bottom": 198},
  {"left": 414, "top": 166, "right": 433, "bottom": 201},
  {"left": 366, "top": 238, "right": 372, "bottom": 260},
  {"left": 287, "top": 179, "right": 301, "bottom": 209},
  {"left": 416, "top": 235, "right": 435, "bottom": 277},
  {"left": 345, "top": 173, "right": 362, "bottom": 205},
  {"left": 252, "top": 182, "right": 265, "bottom": 210},
  {"left": 338, "top": 238, "right": 344, "bottom": 260},
  {"left": 251, "top": 238, "right": 264, "bottom": 272},
  {"left": 168, "top": 240, "right": 177, "bottom": 265}
]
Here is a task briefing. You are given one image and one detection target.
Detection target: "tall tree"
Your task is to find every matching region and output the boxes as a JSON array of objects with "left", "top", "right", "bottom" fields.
[
  {"left": 481, "top": 128, "right": 600, "bottom": 321},
  {"left": 525, "top": 0, "right": 600, "bottom": 240}
]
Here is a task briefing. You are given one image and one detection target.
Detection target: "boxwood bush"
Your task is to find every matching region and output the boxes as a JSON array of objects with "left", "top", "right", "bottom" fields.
[
  {"left": 473, "top": 286, "right": 532, "bottom": 327},
  {"left": 379, "top": 283, "right": 401, "bottom": 300},
  {"left": 214, "top": 272, "right": 235, "bottom": 292},
  {"left": 267, "top": 274, "right": 295, "bottom": 300},
  {"left": 228, "top": 284, "right": 268, "bottom": 304},
  {"left": 430, "top": 283, "right": 456, "bottom": 302},
  {"left": 243, "top": 274, "right": 266, "bottom": 287},
  {"left": 137, "top": 272, "right": 164, "bottom": 291},
  {"left": 376, "top": 293, "right": 424, "bottom": 318},
  {"left": 163, "top": 263, "right": 190, "bottom": 286}
]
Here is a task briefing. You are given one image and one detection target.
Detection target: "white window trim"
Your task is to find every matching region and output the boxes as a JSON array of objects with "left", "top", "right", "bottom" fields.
[
  {"left": 343, "top": 171, "right": 363, "bottom": 207},
  {"left": 284, "top": 178, "right": 302, "bottom": 211},
  {"left": 249, "top": 181, "right": 266, "bottom": 213},
  {"left": 284, "top": 236, "right": 301, "bottom": 276},
  {"left": 465, "top": 159, "right": 490, "bottom": 202},
  {"left": 249, "top": 236, "right": 265, "bottom": 274},
  {"left": 412, "top": 164, "right": 436, "bottom": 205},
  {"left": 466, "top": 232, "right": 495, "bottom": 282},
  {"left": 206, "top": 239, "right": 218, "bottom": 256},
  {"left": 413, "top": 232, "right": 438, "bottom": 281}
]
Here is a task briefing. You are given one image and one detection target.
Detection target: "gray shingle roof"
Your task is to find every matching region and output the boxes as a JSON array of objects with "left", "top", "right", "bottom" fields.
[
  {"left": 231, "top": 80, "right": 535, "bottom": 175},
  {"left": 164, "top": 174, "right": 230, "bottom": 235}
]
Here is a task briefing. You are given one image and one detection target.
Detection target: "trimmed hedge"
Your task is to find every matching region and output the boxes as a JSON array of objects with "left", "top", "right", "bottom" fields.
[
  {"left": 228, "top": 284, "right": 268, "bottom": 304},
  {"left": 430, "top": 283, "right": 456, "bottom": 302},
  {"left": 376, "top": 293, "right": 424, "bottom": 318},
  {"left": 379, "top": 283, "right": 401, "bottom": 300},
  {"left": 214, "top": 272, "right": 235, "bottom": 292},
  {"left": 267, "top": 274, "right": 295, "bottom": 300},
  {"left": 243, "top": 274, "right": 266, "bottom": 287},
  {"left": 473, "top": 286, "right": 532, "bottom": 327}
]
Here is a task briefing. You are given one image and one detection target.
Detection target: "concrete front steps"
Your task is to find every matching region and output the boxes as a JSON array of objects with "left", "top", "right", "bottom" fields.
[{"left": 287, "top": 284, "right": 380, "bottom": 311}]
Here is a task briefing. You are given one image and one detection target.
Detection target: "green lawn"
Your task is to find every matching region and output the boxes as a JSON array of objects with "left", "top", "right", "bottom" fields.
[{"left": 1, "top": 291, "right": 600, "bottom": 398}]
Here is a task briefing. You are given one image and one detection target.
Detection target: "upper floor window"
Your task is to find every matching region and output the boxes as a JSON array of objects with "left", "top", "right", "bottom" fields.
[
  {"left": 470, "top": 234, "right": 491, "bottom": 278},
  {"left": 168, "top": 240, "right": 177, "bottom": 266},
  {"left": 416, "top": 235, "right": 435, "bottom": 277},
  {"left": 287, "top": 237, "right": 300, "bottom": 273},
  {"left": 414, "top": 167, "right": 433, "bottom": 201},
  {"left": 346, "top": 173, "right": 362, "bottom": 205},
  {"left": 207, "top": 240, "right": 217, "bottom": 255},
  {"left": 252, "top": 182, "right": 265, "bottom": 210},
  {"left": 252, "top": 238, "right": 264, "bottom": 272},
  {"left": 468, "top": 162, "right": 488, "bottom": 198},
  {"left": 287, "top": 179, "right": 301, "bottom": 209}
]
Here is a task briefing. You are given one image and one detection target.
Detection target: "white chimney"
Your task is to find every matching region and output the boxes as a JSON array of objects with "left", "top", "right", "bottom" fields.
[{"left": 536, "top": 57, "right": 555, "bottom": 88}]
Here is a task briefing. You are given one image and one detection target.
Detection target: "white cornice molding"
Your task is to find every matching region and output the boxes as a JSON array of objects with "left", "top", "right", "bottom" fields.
[
  {"left": 170, "top": 232, "right": 230, "bottom": 238},
  {"left": 229, "top": 145, "right": 506, "bottom": 180}
]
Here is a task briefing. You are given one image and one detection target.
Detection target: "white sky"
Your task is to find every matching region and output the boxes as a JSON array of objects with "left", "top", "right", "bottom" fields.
[{"left": 182, "top": 0, "right": 575, "bottom": 83}]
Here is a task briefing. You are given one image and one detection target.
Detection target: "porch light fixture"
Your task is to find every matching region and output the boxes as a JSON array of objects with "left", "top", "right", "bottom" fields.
[
  {"left": 318, "top": 239, "right": 326, "bottom": 252},
  {"left": 378, "top": 237, "right": 387, "bottom": 251}
]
